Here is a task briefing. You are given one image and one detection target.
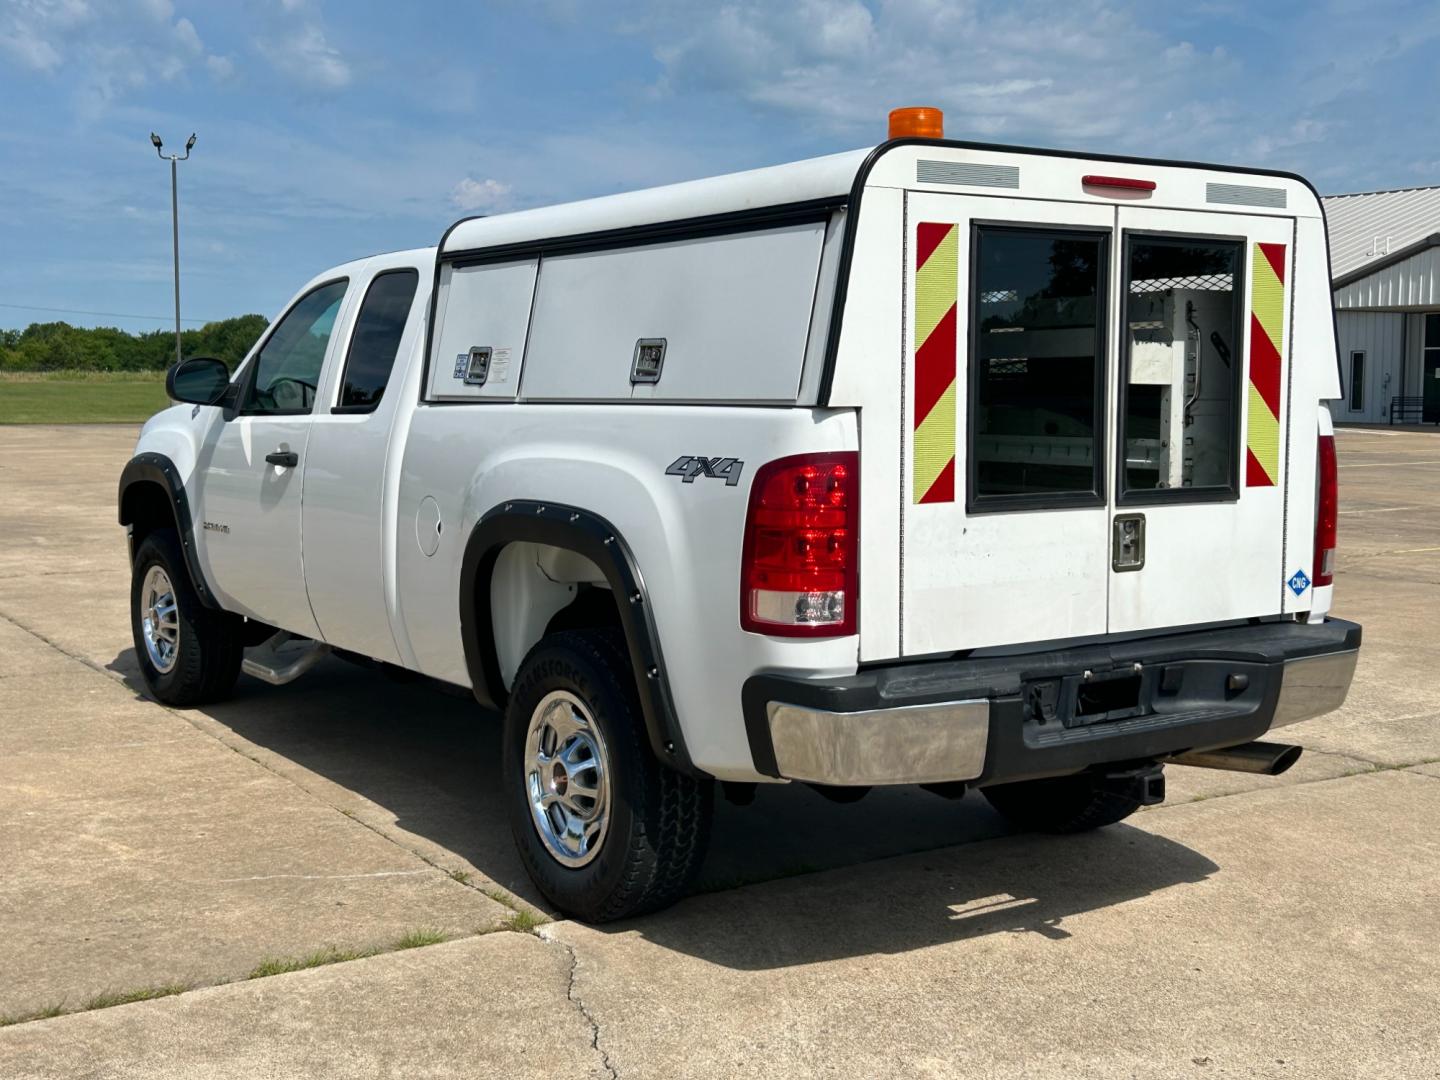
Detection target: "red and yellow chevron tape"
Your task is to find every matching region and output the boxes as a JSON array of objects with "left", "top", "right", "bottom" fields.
[
  {"left": 1246, "top": 242, "right": 1286, "bottom": 487},
  {"left": 914, "top": 222, "right": 958, "bottom": 503}
]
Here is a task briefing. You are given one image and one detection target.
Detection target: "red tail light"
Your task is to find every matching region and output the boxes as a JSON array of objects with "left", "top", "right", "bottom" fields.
[
  {"left": 741, "top": 452, "right": 859, "bottom": 637},
  {"left": 1314, "top": 433, "right": 1338, "bottom": 587}
]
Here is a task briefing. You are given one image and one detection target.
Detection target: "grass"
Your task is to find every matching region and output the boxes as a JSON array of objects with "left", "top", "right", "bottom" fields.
[
  {"left": 0, "top": 917, "right": 538, "bottom": 1029},
  {"left": 83, "top": 983, "right": 190, "bottom": 1011},
  {"left": 246, "top": 927, "right": 451, "bottom": 980},
  {"left": 0, "top": 1002, "right": 66, "bottom": 1028},
  {"left": 0, "top": 370, "right": 170, "bottom": 424},
  {"left": 0, "top": 984, "right": 188, "bottom": 1028},
  {"left": 246, "top": 946, "right": 370, "bottom": 980},
  {"left": 393, "top": 927, "right": 448, "bottom": 950},
  {"left": 501, "top": 908, "right": 548, "bottom": 934}
]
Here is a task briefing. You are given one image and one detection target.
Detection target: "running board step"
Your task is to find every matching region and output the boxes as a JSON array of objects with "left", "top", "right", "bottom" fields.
[{"left": 241, "top": 634, "right": 330, "bottom": 686}]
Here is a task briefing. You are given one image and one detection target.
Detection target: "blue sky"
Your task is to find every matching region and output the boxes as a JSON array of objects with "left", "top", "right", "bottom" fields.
[{"left": 1, "top": 0, "right": 1436, "bottom": 332}]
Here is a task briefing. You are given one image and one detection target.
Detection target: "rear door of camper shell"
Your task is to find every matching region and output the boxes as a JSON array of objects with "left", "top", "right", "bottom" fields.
[{"left": 829, "top": 144, "right": 1335, "bottom": 661}]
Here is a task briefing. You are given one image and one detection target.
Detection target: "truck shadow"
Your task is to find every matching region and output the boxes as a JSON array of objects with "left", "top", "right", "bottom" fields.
[
  {"left": 108, "top": 650, "right": 1218, "bottom": 967},
  {"left": 614, "top": 824, "right": 1215, "bottom": 970}
]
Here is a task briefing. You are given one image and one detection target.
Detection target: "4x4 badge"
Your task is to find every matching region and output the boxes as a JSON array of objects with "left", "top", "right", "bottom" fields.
[{"left": 666, "top": 456, "right": 744, "bottom": 487}]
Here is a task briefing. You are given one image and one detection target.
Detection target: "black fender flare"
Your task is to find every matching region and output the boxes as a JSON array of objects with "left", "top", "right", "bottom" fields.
[
  {"left": 117, "top": 452, "right": 220, "bottom": 609},
  {"left": 459, "top": 500, "right": 700, "bottom": 777}
]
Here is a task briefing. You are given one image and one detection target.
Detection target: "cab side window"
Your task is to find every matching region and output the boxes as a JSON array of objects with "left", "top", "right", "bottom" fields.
[
  {"left": 336, "top": 270, "right": 419, "bottom": 411},
  {"left": 243, "top": 279, "right": 348, "bottom": 415}
]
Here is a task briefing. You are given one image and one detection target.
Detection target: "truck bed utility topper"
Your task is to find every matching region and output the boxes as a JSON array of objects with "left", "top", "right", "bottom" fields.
[{"left": 121, "top": 106, "right": 1358, "bottom": 921}]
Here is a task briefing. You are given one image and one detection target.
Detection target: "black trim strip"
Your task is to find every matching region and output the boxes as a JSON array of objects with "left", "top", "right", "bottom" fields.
[
  {"left": 117, "top": 452, "right": 220, "bottom": 610},
  {"left": 419, "top": 215, "right": 482, "bottom": 412},
  {"left": 457, "top": 500, "right": 701, "bottom": 777},
  {"left": 819, "top": 137, "right": 1345, "bottom": 403},
  {"left": 442, "top": 197, "right": 844, "bottom": 267}
]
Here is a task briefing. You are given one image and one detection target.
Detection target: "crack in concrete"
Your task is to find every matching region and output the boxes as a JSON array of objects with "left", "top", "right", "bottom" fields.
[
  {"left": 541, "top": 929, "right": 618, "bottom": 1080},
  {"left": 1399, "top": 766, "right": 1440, "bottom": 782},
  {"left": 0, "top": 609, "right": 120, "bottom": 682},
  {"left": 201, "top": 869, "right": 435, "bottom": 884}
]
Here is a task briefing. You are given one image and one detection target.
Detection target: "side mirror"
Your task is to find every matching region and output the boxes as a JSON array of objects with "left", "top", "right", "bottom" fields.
[{"left": 167, "top": 357, "right": 231, "bottom": 407}]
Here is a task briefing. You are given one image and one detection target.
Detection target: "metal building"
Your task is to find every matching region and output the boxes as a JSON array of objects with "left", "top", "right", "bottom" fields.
[{"left": 1324, "top": 185, "right": 1440, "bottom": 424}]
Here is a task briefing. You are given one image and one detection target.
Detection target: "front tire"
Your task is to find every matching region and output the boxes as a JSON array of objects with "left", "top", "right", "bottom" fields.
[
  {"left": 981, "top": 770, "right": 1148, "bottom": 834},
  {"left": 130, "top": 528, "right": 243, "bottom": 706},
  {"left": 503, "top": 629, "right": 712, "bottom": 922}
]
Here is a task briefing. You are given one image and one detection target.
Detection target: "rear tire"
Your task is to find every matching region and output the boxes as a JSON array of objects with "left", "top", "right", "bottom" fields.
[
  {"left": 503, "top": 629, "right": 712, "bottom": 923},
  {"left": 130, "top": 528, "right": 243, "bottom": 706},
  {"left": 981, "top": 771, "right": 1147, "bottom": 834}
]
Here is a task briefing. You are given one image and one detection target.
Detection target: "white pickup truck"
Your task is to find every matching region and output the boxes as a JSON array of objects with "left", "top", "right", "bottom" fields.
[{"left": 120, "top": 119, "right": 1361, "bottom": 921}]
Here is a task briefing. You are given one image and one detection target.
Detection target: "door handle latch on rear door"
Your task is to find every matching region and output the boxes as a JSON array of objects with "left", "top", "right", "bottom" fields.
[
  {"left": 1113, "top": 513, "right": 1145, "bottom": 572},
  {"left": 265, "top": 451, "right": 299, "bottom": 468}
]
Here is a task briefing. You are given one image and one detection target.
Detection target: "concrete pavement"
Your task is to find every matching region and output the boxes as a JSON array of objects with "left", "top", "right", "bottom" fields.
[
  {"left": 0, "top": 933, "right": 605, "bottom": 1080},
  {"left": 0, "top": 423, "right": 1437, "bottom": 1078}
]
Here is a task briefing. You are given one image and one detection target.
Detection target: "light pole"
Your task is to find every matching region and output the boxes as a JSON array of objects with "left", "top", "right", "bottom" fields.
[{"left": 150, "top": 131, "right": 196, "bottom": 367}]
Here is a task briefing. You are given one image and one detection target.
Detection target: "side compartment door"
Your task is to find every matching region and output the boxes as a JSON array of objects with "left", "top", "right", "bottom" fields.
[
  {"left": 1108, "top": 208, "right": 1295, "bottom": 631},
  {"left": 193, "top": 278, "right": 352, "bottom": 637},
  {"left": 901, "top": 193, "right": 1116, "bottom": 656}
]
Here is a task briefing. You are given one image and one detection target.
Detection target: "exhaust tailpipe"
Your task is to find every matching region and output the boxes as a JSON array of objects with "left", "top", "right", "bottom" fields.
[{"left": 1167, "top": 740, "right": 1303, "bottom": 777}]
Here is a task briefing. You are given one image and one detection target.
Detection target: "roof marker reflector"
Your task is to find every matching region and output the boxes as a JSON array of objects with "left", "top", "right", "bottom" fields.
[{"left": 1082, "top": 174, "right": 1156, "bottom": 192}]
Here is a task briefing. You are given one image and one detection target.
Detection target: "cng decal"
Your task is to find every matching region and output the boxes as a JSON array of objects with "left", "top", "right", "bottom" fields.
[
  {"left": 1246, "top": 242, "right": 1287, "bottom": 487},
  {"left": 913, "top": 222, "right": 958, "bottom": 504}
]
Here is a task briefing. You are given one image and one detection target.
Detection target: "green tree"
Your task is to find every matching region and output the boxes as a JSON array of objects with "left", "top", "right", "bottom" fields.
[{"left": 0, "top": 315, "right": 269, "bottom": 373}]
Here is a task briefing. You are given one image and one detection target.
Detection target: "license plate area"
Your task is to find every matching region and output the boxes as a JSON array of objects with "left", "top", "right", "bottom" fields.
[
  {"left": 1026, "top": 667, "right": 1151, "bottom": 729},
  {"left": 1076, "top": 672, "right": 1142, "bottom": 719}
]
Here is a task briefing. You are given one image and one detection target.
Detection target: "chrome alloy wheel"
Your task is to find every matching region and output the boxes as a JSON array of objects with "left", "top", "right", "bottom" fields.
[
  {"left": 524, "top": 690, "right": 612, "bottom": 868},
  {"left": 140, "top": 565, "right": 180, "bottom": 675}
]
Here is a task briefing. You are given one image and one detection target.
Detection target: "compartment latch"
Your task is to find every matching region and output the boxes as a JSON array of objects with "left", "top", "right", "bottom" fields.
[{"left": 1113, "top": 512, "right": 1146, "bottom": 572}]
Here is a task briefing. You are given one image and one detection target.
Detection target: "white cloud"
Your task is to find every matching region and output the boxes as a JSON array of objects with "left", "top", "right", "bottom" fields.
[
  {"left": 451, "top": 177, "right": 512, "bottom": 212},
  {"left": 0, "top": 0, "right": 92, "bottom": 72},
  {"left": 173, "top": 16, "right": 203, "bottom": 55},
  {"left": 205, "top": 53, "right": 236, "bottom": 80},
  {"left": 1247, "top": 117, "right": 1330, "bottom": 163},
  {"left": 626, "top": 0, "right": 1243, "bottom": 155},
  {"left": 0, "top": 0, "right": 236, "bottom": 108},
  {"left": 258, "top": 9, "right": 351, "bottom": 90}
]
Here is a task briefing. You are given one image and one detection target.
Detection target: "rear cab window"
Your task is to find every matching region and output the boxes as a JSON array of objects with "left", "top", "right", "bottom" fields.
[{"left": 335, "top": 269, "right": 420, "bottom": 413}]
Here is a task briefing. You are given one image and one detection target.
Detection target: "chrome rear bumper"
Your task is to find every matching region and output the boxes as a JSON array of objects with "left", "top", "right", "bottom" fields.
[
  {"left": 747, "top": 618, "right": 1361, "bottom": 788},
  {"left": 766, "top": 700, "right": 989, "bottom": 786},
  {"left": 1271, "top": 648, "right": 1359, "bottom": 729}
]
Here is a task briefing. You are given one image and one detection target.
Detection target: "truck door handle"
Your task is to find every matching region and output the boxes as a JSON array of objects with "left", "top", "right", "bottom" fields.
[
  {"left": 1113, "top": 513, "right": 1145, "bottom": 572},
  {"left": 265, "top": 450, "right": 299, "bottom": 468}
]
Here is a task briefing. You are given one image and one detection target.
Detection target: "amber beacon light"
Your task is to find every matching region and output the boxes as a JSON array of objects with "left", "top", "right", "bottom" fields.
[{"left": 888, "top": 106, "right": 944, "bottom": 140}]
